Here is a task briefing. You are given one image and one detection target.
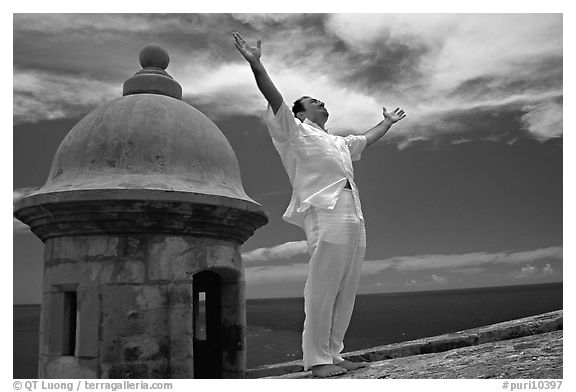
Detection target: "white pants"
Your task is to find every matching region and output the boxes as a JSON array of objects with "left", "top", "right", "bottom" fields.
[{"left": 302, "top": 189, "right": 366, "bottom": 370}]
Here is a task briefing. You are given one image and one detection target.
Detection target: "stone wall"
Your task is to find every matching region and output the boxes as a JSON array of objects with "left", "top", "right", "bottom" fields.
[{"left": 40, "top": 233, "right": 246, "bottom": 378}]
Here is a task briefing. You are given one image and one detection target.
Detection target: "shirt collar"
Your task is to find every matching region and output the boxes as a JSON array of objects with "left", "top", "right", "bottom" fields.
[{"left": 303, "top": 118, "right": 328, "bottom": 133}]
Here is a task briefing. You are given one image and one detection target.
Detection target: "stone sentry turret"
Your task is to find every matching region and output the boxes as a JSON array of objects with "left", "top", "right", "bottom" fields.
[{"left": 13, "top": 44, "right": 268, "bottom": 379}]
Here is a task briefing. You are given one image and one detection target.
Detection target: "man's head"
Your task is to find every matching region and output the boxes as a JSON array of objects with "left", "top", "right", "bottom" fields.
[{"left": 292, "top": 96, "right": 329, "bottom": 129}]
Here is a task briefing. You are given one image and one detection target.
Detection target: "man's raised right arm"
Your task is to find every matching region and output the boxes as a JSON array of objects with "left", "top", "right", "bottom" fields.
[{"left": 233, "top": 32, "right": 283, "bottom": 115}]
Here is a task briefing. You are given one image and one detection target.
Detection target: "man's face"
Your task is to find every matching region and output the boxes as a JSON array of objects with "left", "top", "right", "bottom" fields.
[{"left": 301, "top": 97, "right": 329, "bottom": 124}]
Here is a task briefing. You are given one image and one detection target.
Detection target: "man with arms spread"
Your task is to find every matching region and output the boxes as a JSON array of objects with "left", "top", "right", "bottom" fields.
[{"left": 233, "top": 32, "right": 406, "bottom": 378}]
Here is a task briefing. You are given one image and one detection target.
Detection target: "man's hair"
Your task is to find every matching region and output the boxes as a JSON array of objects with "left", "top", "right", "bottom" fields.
[{"left": 292, "top": 96, "right": 310, "bottom": 121}]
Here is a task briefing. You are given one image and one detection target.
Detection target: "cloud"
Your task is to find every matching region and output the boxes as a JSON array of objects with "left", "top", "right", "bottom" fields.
[
  {"left": 245, "top": 263, "right": 308, "bottom": 284},
  {"left": 14, "top": 187, "right": 39, "bottom": 202},
  {"left": 13, "top": 14, "right": 196, "bottom": 35},
  {"left": 179, "top": 56, "right": 383, "bottom": 132},
  {"left": 390, "top": 89, "right": 563, "bottom": 149},
  {"left": 242, "top": 242, "right": 562, "bottom": 285},
  {"left": 262, "top": 66, "right": 381, "bottom": 133},
  {"left": 359, "top": 260, "right": 396, "bottom": 275},
  {"left": 542, "top": 264, "right": 555, "bottom": 276},
  {"left": 447, "top": 267, "right": 486, "bottom": 275},
  {"left": 176, "top": 61, "right": 268, "bottom": 120},
  {"left": 510, "top": 263, "right": 557, "bottom": 279},
  {"left": 13, "top": 219, "right": 30, "bottom": 234},
  {"left": 382, "top": 246, "right": 562, "bottom": 272},
  {"left": 13, "top": 14, "right": 562, "bottom": 146},
  {"left": 326, "top": 14, "right": 561, "bottom": 89},
  {"left": 496, "top": 247, "right": 563, "bottom": 265},
  {"left": 242, "top": 240, "right": 308, "bottom": 264},
  {"left": 431, "top": 274, "right": 448, "bottom": 284},
  {"left": 231, "top": 14, "right": 298, "bottom": 29},
  {"left": 520, "top": 101, "right": 563, "bottom": 141},
  {"left": 322, "top": 14, "right": 563, "bottom": 143},
  {"left": 511, "top": 264, "right": 538, "bottom": 279},
  {"left": 13, "top": 68, "right": 120, "bottom": 124},
  {"left": 13, "top": 187, "right": 40, "bottom": 233},
  {"left": 451, "top": 138, "right": 473, "bottom": 145}
]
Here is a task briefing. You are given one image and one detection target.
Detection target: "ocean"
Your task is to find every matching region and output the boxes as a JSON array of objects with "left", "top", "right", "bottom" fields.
[{"left": 13, "top": 282, "right": 562, "bottom": 377}]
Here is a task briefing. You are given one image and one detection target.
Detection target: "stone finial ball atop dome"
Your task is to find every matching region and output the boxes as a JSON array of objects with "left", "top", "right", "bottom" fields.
[
  {"left": 123, "top": 43, "right": 181, "bottom": 99},
  {"left": 139, "top": 44, "right": 170, "bottom": 70}
]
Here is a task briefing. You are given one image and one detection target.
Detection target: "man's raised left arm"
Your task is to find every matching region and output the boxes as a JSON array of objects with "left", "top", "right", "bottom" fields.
[{"left": 363, "top": 107, "right": 406, "bottom": 147}]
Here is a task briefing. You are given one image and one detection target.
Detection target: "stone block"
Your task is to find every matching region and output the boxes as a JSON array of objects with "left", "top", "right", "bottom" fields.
[
  {"left": 44, "top": 259, "right": 145, "bottom": 292},
  {"left": 101, "top": 336, "right": 122, "bottom": 364},
  {"left": 94, "top": 259, "right": 146, "bottom": 284},
  {"left": 148, "top": 236, "right": 202, "bottom": 281},
  {"left": 44, "top": 263, "right": 88, "bottom": 292},
  {"left": 100, "top": 285, "right": 139, "bottom": 312},
  {"left": 220, "top": 280, "right": 244, "bottom": 307},
  {"left": 45, "top": 236, "right": 118, "bottom": 264},
  {"left": 76, "top": 289, "right": 100, "bottom": 358},
  {"left": 45, "top": 235, "right": 150, "bottom": 265},
  {"left": 165, "top": 283, "right": 193, "bottom": 306},
  {"left": 420, "top": 336, "right": 478, "bottom": 354},
  {"left": 220, "top": 303, "right": 245, "bottom": 327},
  {"left": 168, "top": 303, "right": 194, "bottom": 376},
  {"left": 169, "top": 361, "right": 194, "bottom": 378},
  {"left": 121, "top": 334, "right": 169, "bottom": 361},
  {"left": 115, "top": 235, "right": 149, "bottom": 260},
  {"left": 100, "top": 285, "right": 167, "bottom": 312},
  {"left": 43, "top": 237, "right": 76, "bottom": 264},
  {"left": 42, "top": 292, "right": 65, "bottom": 355},
  {"left": 86, "top": 236, "right": 120, "bottom": 258},
  {"left": 106, "top": 363, "right": 149, "bottom": 379},
  {"left": 101, "top": 310, "right": 142, "bottom": 347},
  {"left": 101, "top": 307, "right": 169, "bottom": 363},
  {"left": 221, "top": 323, "right": 244, "bottom": 351},
  {"left": 40, "top": 356, "right": 98, "bottom": 379},
  {"left": 150, "top": 362, "right": 172, "bottom": 378},
  {"left": 48, "top": 236, "right": 90, "bottom": 261},
  {"left": 222, "top": 348, "right": 245, "bottom": 378},
  {"left": 135, "top": 285, "right": 166, "bottom": 309},
  {"left": 205, "top": 242, "right": 240, "bottom": 271},
  {"left": 168, "top": 304, "right": 193, "bottom": 335}
]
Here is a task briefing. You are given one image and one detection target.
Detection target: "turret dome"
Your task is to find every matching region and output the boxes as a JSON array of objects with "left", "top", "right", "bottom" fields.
[
  {"left": 14, "top": 44, "right": 267, "bottom": 242},
  {"left": 36, "top": 44, "right": 255, "bottom": 202}
]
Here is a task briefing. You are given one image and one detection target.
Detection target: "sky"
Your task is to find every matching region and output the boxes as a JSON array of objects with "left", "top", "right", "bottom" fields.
[{"left": 12, "top": 13, "right": 563, "bottom": 303}]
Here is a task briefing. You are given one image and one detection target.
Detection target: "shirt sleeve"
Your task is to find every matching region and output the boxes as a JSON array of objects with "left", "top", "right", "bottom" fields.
[
  {"left": 264, "top": 101, "right": 300, "bottom": 143},
  {"left": 343, "top": 134, "right": 367, "bottom": 161}
]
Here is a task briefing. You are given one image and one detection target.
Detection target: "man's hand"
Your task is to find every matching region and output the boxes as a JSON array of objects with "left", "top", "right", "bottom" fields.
[
  {"left": 383, "top": 107, "right": 406, "bottom": 125},
  {"left": 232, "top": 32, "right": 283, "bottom": 114},
  {"left": 364, "top": 107, "right": 407, "bottom": 146},
  {"left": 233, "top": 32, "right": 261, "bottom": 65}
]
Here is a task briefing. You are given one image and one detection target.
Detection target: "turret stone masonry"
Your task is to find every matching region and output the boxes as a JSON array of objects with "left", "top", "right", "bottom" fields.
[{"left": 14, "top": 44, "right": 268, "bottom": 379}]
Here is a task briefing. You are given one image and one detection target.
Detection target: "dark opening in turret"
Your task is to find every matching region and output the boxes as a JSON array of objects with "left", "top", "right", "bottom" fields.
[
  {"left": 62, "top": 291, "right": 77, "bottom": 356},
  {"left": 193, "top": 271, "right": 222, "bottom": 378}
]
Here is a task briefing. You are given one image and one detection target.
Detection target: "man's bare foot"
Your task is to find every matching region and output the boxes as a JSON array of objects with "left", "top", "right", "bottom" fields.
[
  {"left": 311, "top": 364, "right": 348, "bottom": 377},
  {"left": 335, "top": 359, "right": 369, "bottom": 371}
]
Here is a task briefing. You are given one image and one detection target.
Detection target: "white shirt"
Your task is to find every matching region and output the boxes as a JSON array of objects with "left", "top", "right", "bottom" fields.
[{"left": 264, "top": 101, "right": 367, "bottom": 229}]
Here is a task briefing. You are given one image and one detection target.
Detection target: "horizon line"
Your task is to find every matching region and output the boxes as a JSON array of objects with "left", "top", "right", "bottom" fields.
[{"left": 13, "top": 281, "right": 562, "bottom": 306}]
